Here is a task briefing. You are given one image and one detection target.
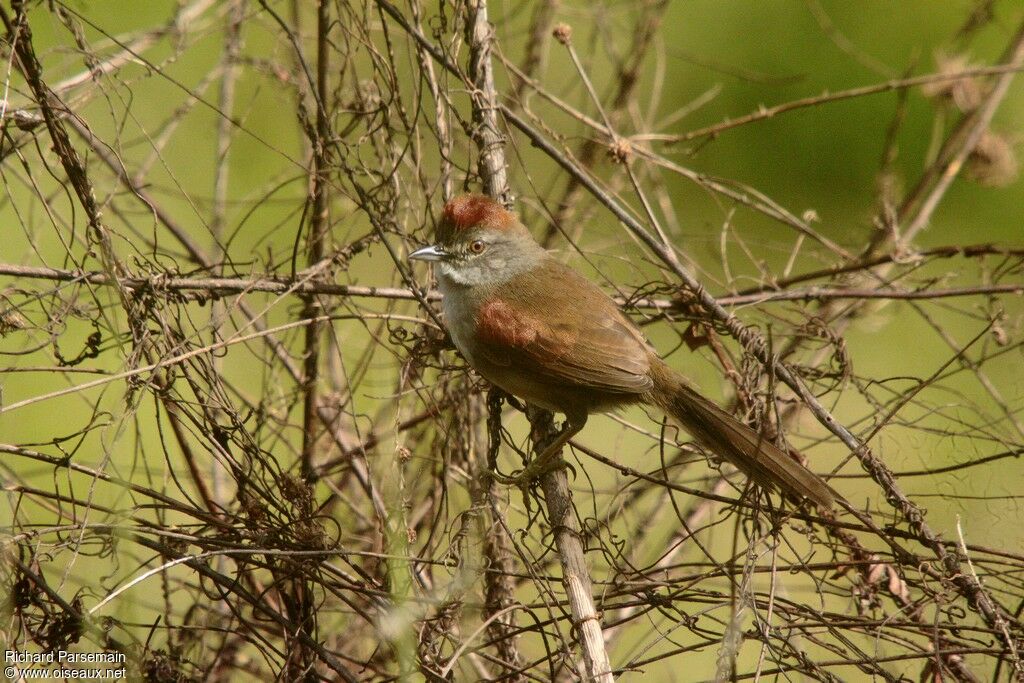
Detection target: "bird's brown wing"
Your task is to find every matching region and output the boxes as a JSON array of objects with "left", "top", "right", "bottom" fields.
[{"left": 474, "top": 259, "right": 652, "bottom": 395}]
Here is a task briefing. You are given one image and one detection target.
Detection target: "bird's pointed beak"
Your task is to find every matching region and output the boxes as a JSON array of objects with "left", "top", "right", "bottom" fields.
[{"left": 408, "top": 244, "right": 449, "bottom": 262}]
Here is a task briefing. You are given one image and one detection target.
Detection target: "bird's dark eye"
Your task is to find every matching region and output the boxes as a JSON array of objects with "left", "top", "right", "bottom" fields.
[{"left": 469, "top": 240, "right": 487, "bottom": 254}]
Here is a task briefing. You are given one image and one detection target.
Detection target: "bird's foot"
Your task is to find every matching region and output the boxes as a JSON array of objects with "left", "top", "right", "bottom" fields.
[
  {"left": 491, "top": 455, "right": 569, "bottom": 490},
  {"left": 489, "top": 415, "right": 583, "bottom": 510}
]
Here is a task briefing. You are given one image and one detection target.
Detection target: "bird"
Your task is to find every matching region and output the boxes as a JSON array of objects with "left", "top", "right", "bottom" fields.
[{"left": 409, "top": 194, "right": 835, "bottom": 508}]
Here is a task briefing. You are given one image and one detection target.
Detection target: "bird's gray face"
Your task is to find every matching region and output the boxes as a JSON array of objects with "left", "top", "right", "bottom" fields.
[{"left": 409, "top": 227, "right": 542, "bottom": 286}]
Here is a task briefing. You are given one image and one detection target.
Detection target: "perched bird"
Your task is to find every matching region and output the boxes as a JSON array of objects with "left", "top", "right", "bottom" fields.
[{"left": 410, "top": 194, "right": 835, "bottom": 508}]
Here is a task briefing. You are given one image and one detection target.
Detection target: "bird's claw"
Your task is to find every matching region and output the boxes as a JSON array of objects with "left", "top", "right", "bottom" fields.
[{"left": 491, "top": 456, "right": 569, "bottom": 492}]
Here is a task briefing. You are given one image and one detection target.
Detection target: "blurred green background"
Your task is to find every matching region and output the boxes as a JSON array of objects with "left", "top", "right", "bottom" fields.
[{"left": 2, "top": 0, "right": 1022, "bottom": 679}]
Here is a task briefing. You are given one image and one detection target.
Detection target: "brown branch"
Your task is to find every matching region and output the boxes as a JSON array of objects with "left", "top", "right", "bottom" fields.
[
  {"left": 299, "top": 0, "right": 332, "bottom": 484},
  {"left": 466, "top": 0, "right": 510, "bottom": 204},
  {"left": 509, "top": 0, "right": 557, "bottom": 104},
  {"left": 659, "top": 63, "right": 1024, "bottom": 144},
  {"left": 464, "top": 1, "right": 613, "bottom": 679},
  {"left": 6, "top": 263, "right": 1020, "bottom": 308}
]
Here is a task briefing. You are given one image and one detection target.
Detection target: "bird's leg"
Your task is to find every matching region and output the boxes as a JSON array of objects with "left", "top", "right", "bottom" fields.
[{"left": 493, "top": 412, "right": 586, "bottom": 488}]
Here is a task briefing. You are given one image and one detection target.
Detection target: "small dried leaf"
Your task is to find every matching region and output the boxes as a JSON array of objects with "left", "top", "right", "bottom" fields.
[
  {"left": 922, "top": 52, "right": 987, "bottom": 112},
  {"left": 966, "top": 130, "right": 1019, "bottom": 187}
]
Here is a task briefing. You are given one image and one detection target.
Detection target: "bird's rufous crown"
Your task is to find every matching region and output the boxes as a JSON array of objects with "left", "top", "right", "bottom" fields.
[{"left": 437, "top": 194, "right": 516, "bottom": 243}]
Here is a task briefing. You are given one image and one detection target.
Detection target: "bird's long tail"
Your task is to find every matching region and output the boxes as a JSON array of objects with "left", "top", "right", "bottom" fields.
[{"left": 647, "top": 360, "right": 835, "bottom": 508}]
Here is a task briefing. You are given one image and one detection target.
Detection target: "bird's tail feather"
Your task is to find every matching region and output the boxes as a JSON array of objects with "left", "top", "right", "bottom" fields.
[{"left": 648, "top": 360, "right": 835, "bottom": 509}]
